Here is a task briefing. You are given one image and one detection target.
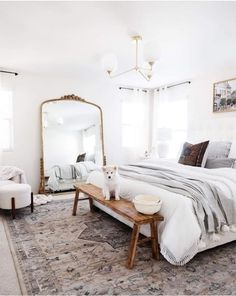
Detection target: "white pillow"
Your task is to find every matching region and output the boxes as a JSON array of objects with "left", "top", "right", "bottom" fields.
[
  {"left": 207, "top": 141, "right": 232, "bottom": 159},
  {"left": 202, "top": 141, "right": 233, "bottom": 167},
  {"left": 229, "top": 141, "right": 236, "bottom": 158}
]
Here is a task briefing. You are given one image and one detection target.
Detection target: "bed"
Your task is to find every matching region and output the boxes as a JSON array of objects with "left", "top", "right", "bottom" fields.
[
  {"left": 47, "top": 161, "right": 100, "bottom": 192},
  {"left": 87, "top": 158, "right": 236, "bottom": 266}
]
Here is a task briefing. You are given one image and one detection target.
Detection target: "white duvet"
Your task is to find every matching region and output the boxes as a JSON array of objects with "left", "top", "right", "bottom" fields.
[
  {"left": 48, "top": 161, "right": 100, "bottom": 191},
  {"left": 87, "top": 159, "right": 236, "bottom": 265}
]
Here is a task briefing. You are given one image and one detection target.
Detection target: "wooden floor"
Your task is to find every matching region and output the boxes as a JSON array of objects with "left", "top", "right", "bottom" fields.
[{"left": 0, "top": 215, "right": 22, "bottom": 295}]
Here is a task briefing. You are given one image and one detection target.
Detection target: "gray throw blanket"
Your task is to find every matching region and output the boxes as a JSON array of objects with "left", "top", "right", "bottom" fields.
[
  {"left": 53, "top": 165, "right": 76, "bottom": 180},
  {"left": 119, "top": 164, "right": 235, "bottom": 236}
]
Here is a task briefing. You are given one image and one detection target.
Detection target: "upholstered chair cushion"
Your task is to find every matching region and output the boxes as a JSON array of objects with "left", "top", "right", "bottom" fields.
[{"left": 0, "top": 183, "right": 31, "bottom": 210}]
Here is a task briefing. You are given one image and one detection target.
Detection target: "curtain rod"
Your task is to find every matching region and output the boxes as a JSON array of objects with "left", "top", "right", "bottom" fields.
[
  {"left": 0, "top": 70, "right": 18, "bottom": 76},
  {"left": 118, "top": 87, "right": 148, "bottom": 93},
  {"left": 119, "top": 81, "right": 190, "bottom": 93},
  {"left": 155, "top": 80, "right": 191, "bottom": 91}
]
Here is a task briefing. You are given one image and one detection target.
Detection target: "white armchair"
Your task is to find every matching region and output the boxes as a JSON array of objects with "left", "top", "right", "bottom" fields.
[{"left": 0, "top": 166, "right": 33, "bottom": 219}]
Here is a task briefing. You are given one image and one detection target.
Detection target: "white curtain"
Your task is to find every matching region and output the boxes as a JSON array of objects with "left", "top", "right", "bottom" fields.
[
  {"left": 152, "top": 84, "right": 189, "bottom": 158},
  {"left": 0, "top": 90, "right": 13, "bottom": 152},
  {"left": 121, "top": 88, "right": 150, "bottom": 163},
  {"left": 0, "top": 75, "right": 14, "bottom": 165}
]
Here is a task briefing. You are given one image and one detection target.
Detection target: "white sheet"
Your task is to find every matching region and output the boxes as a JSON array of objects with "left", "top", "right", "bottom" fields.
[{"left": 87, "top": 159, "right": 236, "bottom": 265}]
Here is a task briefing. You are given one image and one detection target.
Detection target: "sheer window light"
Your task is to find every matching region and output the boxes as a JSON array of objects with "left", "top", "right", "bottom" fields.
[
  {"left": 0, "top": 90, "right": 14, "bottom": 151},
  {"left": 122, "top": 93, "right": 149, "bottom": 147},
  {"left": 121, "top": 89, "right": 150, "bottom": 163},
  {"left": 153, "top": 84, "right": 189, "bottom": 158}
]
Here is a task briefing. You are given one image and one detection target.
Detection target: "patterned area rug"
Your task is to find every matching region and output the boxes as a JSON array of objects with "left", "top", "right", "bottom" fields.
[{"left": 3, "top": 199, "right": 236, "bottom": 295}]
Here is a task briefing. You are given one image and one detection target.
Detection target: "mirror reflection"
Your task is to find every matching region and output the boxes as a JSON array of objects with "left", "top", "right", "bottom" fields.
[{"left": 42, "top": 99, "right": 104, "bottom": 192}]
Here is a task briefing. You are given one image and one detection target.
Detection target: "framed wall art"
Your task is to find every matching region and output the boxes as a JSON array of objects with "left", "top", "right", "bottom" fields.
[{"left": 213, "top": 78, "right": 236, "bottom": 113}]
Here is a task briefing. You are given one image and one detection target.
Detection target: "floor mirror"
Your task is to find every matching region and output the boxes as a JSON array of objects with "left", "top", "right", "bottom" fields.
[{"left": 39, "top": 94, "right": 106, "bottom": 193}]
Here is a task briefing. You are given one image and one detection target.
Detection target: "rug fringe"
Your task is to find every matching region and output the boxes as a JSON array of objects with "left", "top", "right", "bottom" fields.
[{"left": 3, "top": 219, "right": 29, "bottom": 295}]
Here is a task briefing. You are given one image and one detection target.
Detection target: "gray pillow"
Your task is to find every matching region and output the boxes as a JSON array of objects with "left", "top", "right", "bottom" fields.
[
  {"left": 205, "top": 158, "right": 235, "bottom": 169},
  {"left": 206, "top": 141, "right": 232, "bottom": 159}
]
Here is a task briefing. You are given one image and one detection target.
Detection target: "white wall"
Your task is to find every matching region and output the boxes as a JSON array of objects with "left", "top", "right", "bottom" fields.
[
  {"left": 1, "top": 73, "right": 122, "bottom": 192},
  {"left": 188, "top": 66, "right": 236, "bottom": 143},
  {"left": 2, "top": 66, "right": 236, "bottom": 192}
]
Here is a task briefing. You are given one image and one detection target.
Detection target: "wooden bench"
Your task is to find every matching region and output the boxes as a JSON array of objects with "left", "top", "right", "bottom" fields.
[{"left": 72, "top": 183, "right": 164, "bottom": 269}]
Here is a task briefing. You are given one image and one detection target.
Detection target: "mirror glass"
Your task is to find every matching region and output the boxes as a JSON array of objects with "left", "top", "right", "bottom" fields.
[{"left": 41, "top": 99, "right": 104, "bottom": 193}]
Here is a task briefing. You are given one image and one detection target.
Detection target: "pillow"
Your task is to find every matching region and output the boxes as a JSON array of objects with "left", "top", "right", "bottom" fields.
[
  {"left": 228, "top": 141, "right": 236, "bottom": 158},
  {"left": 76, "top": 153, "right": 86, "bottom": 163},
  {"left": 207, "top": 141, "right": 232, "bottom": 159},
  {"left": 205, "top": 158, "right": 236, "bottom": 169},
  {"left": 85, "top": 153, "right": 95, "bottom": 162},
  {"left": 178, "top": 141, "right": 209, "bottom": 167}
]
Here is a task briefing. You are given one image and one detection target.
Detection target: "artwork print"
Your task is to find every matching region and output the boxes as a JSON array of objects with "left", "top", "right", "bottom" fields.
[{"left": 213, "top": 78, "right": 236, "bottom": 112}]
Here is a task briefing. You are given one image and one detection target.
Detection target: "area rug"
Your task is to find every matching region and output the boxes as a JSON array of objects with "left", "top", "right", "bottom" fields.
[{"left": 3, "top": 199, "right": 236, "bottom": 295}]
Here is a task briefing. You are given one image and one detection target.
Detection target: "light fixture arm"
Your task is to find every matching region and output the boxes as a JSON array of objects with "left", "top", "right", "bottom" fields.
[
  {"left": 108, "top": 67, "right": 135, "bottom": 79},
  {"left": 138, "top": 69, "right": 150, "bottom": 82},
  {"left": 106, "top": 35, "right": 155, "bottom": 82}
]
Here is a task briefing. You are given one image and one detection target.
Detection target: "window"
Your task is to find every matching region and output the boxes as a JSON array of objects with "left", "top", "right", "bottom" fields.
[
  {"left": 0, "top": 90, "right": 14, "bottom": 151},
  {"left": 153, "top": 84, "right": 189, "bottom": 158},
  {"left": 121, "top": 89, "right": 150, "bottom": 163}
]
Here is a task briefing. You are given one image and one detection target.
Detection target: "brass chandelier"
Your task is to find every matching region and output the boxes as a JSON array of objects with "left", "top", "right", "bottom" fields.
[{"left": 102, "top": 36, "right": 157, "bottom": 82}]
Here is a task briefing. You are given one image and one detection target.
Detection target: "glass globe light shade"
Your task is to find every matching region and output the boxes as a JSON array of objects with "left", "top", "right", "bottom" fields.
[{"left": 101, "top": 53, "right": 118, "bottom": 73}]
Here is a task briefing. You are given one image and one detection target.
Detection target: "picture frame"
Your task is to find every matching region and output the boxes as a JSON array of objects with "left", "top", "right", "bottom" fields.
[{"left": 213, "top": 78, "right": 236, "bottom": 113}]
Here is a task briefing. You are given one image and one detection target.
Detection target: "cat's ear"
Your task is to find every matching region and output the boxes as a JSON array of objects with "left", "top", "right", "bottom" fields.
[
  {"left": 113, "top": 166, "right": 117, "bottom": 171},
  {"left": 102, "top": 166, "right": 106, "bottom": 172}
]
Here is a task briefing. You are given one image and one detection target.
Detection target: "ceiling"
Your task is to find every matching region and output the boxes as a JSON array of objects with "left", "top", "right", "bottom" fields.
[{"left": 1, "top": 1, "right": 236, "bottom": 87}]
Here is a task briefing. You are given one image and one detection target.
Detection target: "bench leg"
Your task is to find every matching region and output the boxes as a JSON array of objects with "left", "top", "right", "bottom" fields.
[
  {"left": 127, "top": 223, "right": 140, "bottom": 269},
  {"left": 150, "top": 221, "right": 159, "bottom": 260},
  {"left": 72, "top": 189, "right": 80, "bottom": 216},
  {"left": 31, "top": 192, "right": 34, "bottom": 213},
  {"left": 11, "top": 197, "right": 16, "bottom": 219},
  {"left": 88, "top": 196, "right": 95, "bottom": 212}
]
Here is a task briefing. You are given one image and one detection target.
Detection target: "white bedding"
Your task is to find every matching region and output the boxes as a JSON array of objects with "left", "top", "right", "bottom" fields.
[
  {"left": 87, "top": 159, "right": 236, "bottom": 265},
  {"left": 48, "top": 161, "right": 100, "bottom": 192}
]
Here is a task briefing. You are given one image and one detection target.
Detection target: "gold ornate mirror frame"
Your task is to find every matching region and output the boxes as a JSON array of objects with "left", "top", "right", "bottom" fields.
[{"left": 39, "top": 94, "right": 106, "bottom": 193}]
